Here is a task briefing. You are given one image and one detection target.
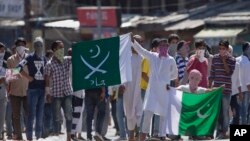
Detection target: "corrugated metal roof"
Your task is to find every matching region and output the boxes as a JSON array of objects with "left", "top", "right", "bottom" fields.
[
  {"left": 0, "top": 20, "right": 24, "bottom": 27},
  {"left": 164, "top": 19, "right": 204, "bottom": 31},
  {"left": 194, "top": 28, "right": 244, "bottom": 38},
  {"left": 44, "top": 20, "right": 80, "bottom": 29}
]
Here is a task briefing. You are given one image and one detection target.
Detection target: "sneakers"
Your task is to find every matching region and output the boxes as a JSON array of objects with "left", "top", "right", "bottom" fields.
[
  {"left": 102, "top": 136, "right": 111, "bottom": 141},
  {"left": 94, "top": 133, "right": 104, "bottom": 141},
  {"left": 216, "top": 133, "right": 230, "bottom": 139}
]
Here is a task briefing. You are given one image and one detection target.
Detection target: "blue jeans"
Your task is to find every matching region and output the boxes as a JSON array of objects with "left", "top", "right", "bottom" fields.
[
  {"left": 42, "top": 103, "right": 53, "bottom": 137},
  {"left": 111, "top": 99, "right": 119, "bottom": 132},
  {"left": 116, "top": 96, "right": 127, "bottom": 139},
  {"left": 141, "top": 89, "right": 146, "bottom": 101},
  {"left": 52, "top": 96, "right": 72, "bottom": 134},
  {"left": 241, "top": 91, "right": 250, "bottom": 125},
  {"left": 26, "top": 89, "right": 45, "bottom": 140},
  {"left": 217, "top": 94, "right": 231, "bottom": 133},
  {"left": 85, "top": 91, "right": 106, "bottom": 139},
  {"left": 230, "top": 94, "right": 240, "bottom": 125}
]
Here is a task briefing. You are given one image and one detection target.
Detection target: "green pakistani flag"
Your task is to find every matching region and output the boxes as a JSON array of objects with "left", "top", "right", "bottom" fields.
[
  {"left": 72, "top": 33, "right": 132, "bottom": 91},
  {"left": 166, "top": 87, "right": 222, "bottom": 136}
]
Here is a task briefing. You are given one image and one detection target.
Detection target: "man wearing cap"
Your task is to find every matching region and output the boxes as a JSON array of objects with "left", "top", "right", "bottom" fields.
[
  {"left": 7, "top": 37, "right": 29, "bottom": 140},
  {"left": 17, "top": 37, "right": 47, "bottom": 140},
  {"left": 236, "top": 42, "right": 250, "bottom": 125},
  {"left": 0, "top": 42, "right": 11, "bottom": 140},
  {"left": 209, "top": 40, "right": 235, "bottom": 139}
]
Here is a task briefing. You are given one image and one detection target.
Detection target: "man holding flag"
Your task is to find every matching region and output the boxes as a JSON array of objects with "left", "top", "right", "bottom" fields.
[
  {"left": 123, "top": 35, "right": 143, "bottom": 141},
  {"left": 131, "top": 34, "right": 178, "bottom": 141}
]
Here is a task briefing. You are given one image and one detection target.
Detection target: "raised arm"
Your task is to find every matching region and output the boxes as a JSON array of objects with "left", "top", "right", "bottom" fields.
[{"left": 132, "top": 40, "right": 155, "bottom": 60}]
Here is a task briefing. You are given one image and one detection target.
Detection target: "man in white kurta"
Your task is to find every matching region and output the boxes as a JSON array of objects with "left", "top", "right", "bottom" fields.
[
  {"left": 132, "top": 38, "right": 178, "bottom": 140},
  {"left": 123, "top": 36, "right": 143, "bottom": 141}
]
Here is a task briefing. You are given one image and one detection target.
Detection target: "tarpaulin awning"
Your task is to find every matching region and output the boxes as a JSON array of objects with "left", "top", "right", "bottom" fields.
[{"left": 194, "top": 28, "right": 244, "bottom": 38}]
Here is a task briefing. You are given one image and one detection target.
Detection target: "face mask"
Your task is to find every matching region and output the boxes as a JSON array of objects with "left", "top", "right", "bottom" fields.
[
  {"left": 16, "top": 46, "right": 26, "bottom": 58},
  {"left": 34, "top": 43, "right": 44, "bottom": 58},
  {"left": 168, "top": 44, "right": 177, "bottom": 57},
  {"left": 54, "top": 48, "right": 64, "bottom": 63},
  {"left": 0, "top": 51, "right": 5, "bottom": 59},
  {"left": 157, "top": 46, "right": 168, "bottom": 58},
  {"left": 197, "top": 49, "right": 205, "bottom": 62}
]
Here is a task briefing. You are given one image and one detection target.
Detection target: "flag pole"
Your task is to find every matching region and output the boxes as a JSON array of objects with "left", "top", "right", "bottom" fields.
[{"left": 97, "top": 0, "right": 102, "bottom": 39}]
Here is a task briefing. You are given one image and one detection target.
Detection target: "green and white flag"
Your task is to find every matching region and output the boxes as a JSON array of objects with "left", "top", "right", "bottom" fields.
[
  {"left": 166, "top": 87, "right": 222, "bottom": 136},
  {"left": 72, "top": 33, "right": 132, "bottom": 91}
]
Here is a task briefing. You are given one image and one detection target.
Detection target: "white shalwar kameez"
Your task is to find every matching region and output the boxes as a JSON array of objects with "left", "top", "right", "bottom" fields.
[
  {"left": 132, "top": 41, "right": 178, "bottom": 136},
  {"left": 123, "top": 53, "right": 143, "bottom": 130}
]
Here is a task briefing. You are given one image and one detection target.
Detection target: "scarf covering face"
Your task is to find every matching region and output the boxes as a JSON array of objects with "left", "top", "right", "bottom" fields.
[
  {"left": 197, "top": 49, "right": 206, "bottom": 62},
  {"left": 168, "top": 44, "right": 177, "bottom": 57},
  {"left": 157, "top": 45, "right": 169, "bottom": 58},
  {"left": 54, "top": 48, "right": 64, "bottom": 63},
  {"left": 34, "top": 37, "right": 44, "bottom": 58},
  {"left": 16, "top": 46, "right": 26, "bottom": 58}
]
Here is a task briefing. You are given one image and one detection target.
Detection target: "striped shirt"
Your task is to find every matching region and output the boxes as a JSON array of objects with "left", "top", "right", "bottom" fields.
[
  {"left": 209, "top": 54, "right": 236, "bottom": 95},
  {"left": 175, "top": 54, "right": 188, "bottom": 80}
]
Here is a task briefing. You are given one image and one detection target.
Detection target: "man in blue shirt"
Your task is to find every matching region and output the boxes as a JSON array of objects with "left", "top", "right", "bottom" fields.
[{"left": 18, "top": 37, "right": 47, "bottom": 140}]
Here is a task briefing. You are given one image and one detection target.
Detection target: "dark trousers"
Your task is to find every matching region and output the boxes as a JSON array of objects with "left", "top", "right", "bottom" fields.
[
  {"left": 10, "top": 95, "right": 27, "bottom": 139},
  {"left": 230, "top": 94, "right": 240, "bottom": 125},
  {"left": 85, "top": 91, "right": 106, "bottom": 139}
]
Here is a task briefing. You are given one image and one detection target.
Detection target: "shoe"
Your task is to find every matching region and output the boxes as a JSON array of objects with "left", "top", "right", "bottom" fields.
[
  {"left": 115, "top": 131, "right": 120, "bottom": 136},
  {"left": 168, "top": 135, "right": 181, "bottom": 140},
  {"left": 78, "top": 136, "right": 86, "bottom": 140},
  {"left": 114, "top": 137, "right": 127, "bottom": 141},
  {"left": 7, "top": 135, "right": 12, "bottom": 140},
  {"left": 150, "top": 136, "right": 161, "bottom": 141},
  {"left": 216, "top": 133, "right": 226, "bottom": 139},
  {"left": 102, "top": 136, "right": 110, "bottom": 141},
  {"left": 94, "top": 133, "right": 104, "bottom": 141},
  {"left": 71, "top": 134, "right": 78, "bottom": 141},
  {"left": 159, "top": 137, "right": 171, "bottom": 141}
]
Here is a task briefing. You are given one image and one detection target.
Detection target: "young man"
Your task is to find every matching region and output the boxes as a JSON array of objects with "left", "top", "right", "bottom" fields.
[
  {"left": 185, "top": 40, "right": 209, "bottom": 88},
  {"left": 229, "top": 45, "right": 241, "bottom": 125},
  {"left": 17, "top": 37, "right": 47, "bottom": 140},
  {"left": 175, "top": 40, "right": 189, "bottom": 83},
  {"left": 209, "top": 40, "right": 235, "bottom": 139},
  {"left": 0, "top": 42, "right": 11, "bottom": 140},
  {"left": 132, "top": 35, "right": 178, "bottom": 141},
  {"left": 168, "top": 34, "right": 180, "bottom": 58},
  {"left": 7, "top": 37, "right": 29, "bottom": 140},
  {"left": 44, "top": 40, "right": 73, "bottom": 141},
  {"left": 123, "top": 35, "right": 143, "bottom": 141},
  {"left": 236, "top": 42, "right": 250, "bottom": 125}
]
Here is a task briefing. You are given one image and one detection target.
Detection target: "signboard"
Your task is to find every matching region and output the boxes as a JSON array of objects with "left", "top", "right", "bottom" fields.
[
  {"left": 77, "top": 6, "right": 121, "bottom": 27},
  {"left": 0, "top": 0, "right": 24, "bottom": 18}
]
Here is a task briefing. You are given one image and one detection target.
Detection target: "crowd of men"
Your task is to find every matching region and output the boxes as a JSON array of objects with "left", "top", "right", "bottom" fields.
[{"left": 0, "top": 33, "right": 249, "bottom": 141}]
